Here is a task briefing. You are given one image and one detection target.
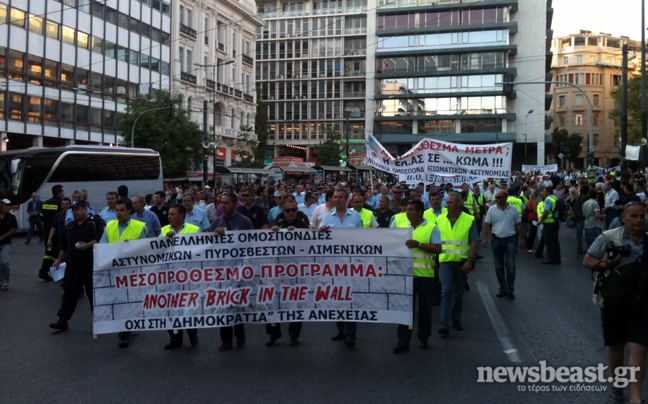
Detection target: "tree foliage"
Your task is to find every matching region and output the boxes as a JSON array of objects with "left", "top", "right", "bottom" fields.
[
  {"left": 118, "top": 90, "right": 203, "bottom": 175},
  {"left": 549, "top": 127, "right": 583, "bottom": 164},
  {"left": 315, "top": 128, "right": 343, "bottom": 166},
  {"left": 233, "top": 124, "right": 258, "bottom": 167},
  {"left": 609, "top": 75, "right": 646, "bottom": 145},
  {"left": 232, "top": 89, "right": 269, "bottom": 168}
]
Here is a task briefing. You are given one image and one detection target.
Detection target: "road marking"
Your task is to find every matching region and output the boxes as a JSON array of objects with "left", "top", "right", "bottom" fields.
[{"left": 476, "top": 281, "right": 522, "bottom": 363}]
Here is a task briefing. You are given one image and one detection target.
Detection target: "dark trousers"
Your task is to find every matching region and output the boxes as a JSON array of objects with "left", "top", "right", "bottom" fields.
[
  {"left": 336, "top": 322, "right": 357, "bottom": 340},
  {"left": 526, "top": 223, "right": 538, "bottom": 250},
  {"left": 492, "top": 235, "right": 518, "bottom": 293},
  {"left": 57, "top": 265, "right": 93, "bottom": 320},
  {"left": 266, "top": 323, "right": 303, "bottom": 339},
  {"left": 220, "top": 324, "right": 245, "bottom": 343},
  {"left": 605, "top": 209, "right": 620, "bottom": 229},
  {"left": 397, "top": 277, "right": 434, "bottom": 347},
  {"left": 167, "top": 329, "right": 197, "bottom": 344},
  {"left": 26, "top": 217, "right": 43, "bottom": 242},
  {"left": 39, "top": 242, "right": 59, "bottom": 277},
  {"left": 542, "top": 222, "right": 561, "bottom": 263}
]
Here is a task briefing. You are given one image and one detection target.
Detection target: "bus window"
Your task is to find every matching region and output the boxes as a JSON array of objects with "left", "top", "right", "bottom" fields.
[
  {"left": 48, "top": 154, "right": 160, "bottom": 182},
  {"left": 0, "top": 157, "right": 11, "bottom": 199}
]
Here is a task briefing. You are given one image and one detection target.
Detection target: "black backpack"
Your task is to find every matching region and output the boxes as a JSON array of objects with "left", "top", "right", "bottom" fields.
[{"left": 553, "top": 198, "right": 569, "bottom": 222}]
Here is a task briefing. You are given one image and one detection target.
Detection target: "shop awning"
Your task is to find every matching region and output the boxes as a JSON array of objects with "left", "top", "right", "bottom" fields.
[
  {"left": 215, "top": 167, "right": 274, "bottom": 175},
  {"left": 264, "top": 162, "right": 317, "bottom": 173},
  {"left": 349, "top": 165, "right": 372, "bottom": 171},
  {"left": 313, "top": 165, "right": 352, "bottom": 172}
]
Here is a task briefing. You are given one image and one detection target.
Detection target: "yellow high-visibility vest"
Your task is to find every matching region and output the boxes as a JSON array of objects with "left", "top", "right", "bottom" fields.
[
  {"left": 160, "top": 223, "right": 199, "bottom": 236},
  {"left": 437, "top": 212, "right": 474, "bottom": 262},
  {"left": 411, "top": 221, "right": 436, "bottom": 277},
  {"left": 423, "top": 207, "right": 447, "bottom": 225},
  {"left": 358, "top": 209, "right": 373, "bottom": 228},
  {"left": 106, "top": 219, "right": 146, "bottom": 243}
]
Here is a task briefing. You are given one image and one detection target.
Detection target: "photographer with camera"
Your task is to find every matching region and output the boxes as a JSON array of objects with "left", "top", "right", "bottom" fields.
[{"left": 583, "top": 196, "right": 648, "bottom": 404}]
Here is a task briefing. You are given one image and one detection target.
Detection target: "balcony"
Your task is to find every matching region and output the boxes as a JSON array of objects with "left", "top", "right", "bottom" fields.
[
  {"left": 181, "top": 71, "right": 197, "bottom": 84},
  {"left": 242, "top": 54, "right": 254, "bottom": 65},
  {"left": 234, "top": 89, "right": 242, "bottom": 98},
  {"left": 344, "top": 91, "right": 366, "bottom": 98},
  {"left": 179, "top": 23, "right": 197, "bottom": 39},
  {"left": 206, "top": 79, "right": 215, "bottom": 90},
  {"left": 244, "top": 93, "right": 254, "bottom": 103},
  {"left": 221, "top": 84, "right": 230, "bottom": 93},
  {"left": 344, "top": 49, "right": 366, "bottom": 56}
]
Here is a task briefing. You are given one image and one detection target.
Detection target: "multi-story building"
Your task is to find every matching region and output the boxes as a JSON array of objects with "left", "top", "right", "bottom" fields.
[
  {"left": 0, "top": 0, "right": 172, "bottom": 150},
  {"left": 256, "top": 0, "right": 368, "bottom": 162},
  {"left": 173, "top": 0, "right": 263, "bottom": 167},
  {"left": 257, "top": 0, "right": 551, "bottom": 167},
  {"left": 370, "top": 0, "right": 552, "bottom": 166},
  {"left": 549, "top": 30, "right": 642, "bottom": 167}
]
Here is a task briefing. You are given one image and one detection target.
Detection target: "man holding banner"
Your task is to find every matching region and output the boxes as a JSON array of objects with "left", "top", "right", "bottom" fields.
[
  {"left": 160, "top": 204, "right": 200, "bottom": 350},
  {"left": 394, "top": 199, "right": 441, "bottom": 353},
  {"left": 320, "top": 188, "right": 363, "bottom": 348}
]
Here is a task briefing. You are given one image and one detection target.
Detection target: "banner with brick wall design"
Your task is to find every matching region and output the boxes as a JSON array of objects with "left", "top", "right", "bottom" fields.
[{"left": 92, "top": 228, "right": 414, "bottom": 334}]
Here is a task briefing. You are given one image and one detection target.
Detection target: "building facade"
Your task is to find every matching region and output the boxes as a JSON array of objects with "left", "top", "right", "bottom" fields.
[
  {"left": 0, "top": 0, "right": 172, "bottom": 150},
  {"left": 257, "top": 0, "right": 551, "bottom": 167},
  {"left": 172, "top": 0, "right": 263, "bottom": 167},
  {"left": 256, "top": 0, "right": 368, "bottom": 162},
  {"left": 549, "top": 30, "right": 642, "bottom": 167}
]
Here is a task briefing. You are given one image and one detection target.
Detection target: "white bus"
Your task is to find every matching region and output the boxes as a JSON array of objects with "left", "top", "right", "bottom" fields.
[{"left": 0, "top": 146, "right": 163, "bottom": 230}]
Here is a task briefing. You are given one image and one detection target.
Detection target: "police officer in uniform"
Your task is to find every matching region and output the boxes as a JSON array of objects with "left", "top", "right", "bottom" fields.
[{"left": 38, "top": 184, "right": 64, "bottom": 281}]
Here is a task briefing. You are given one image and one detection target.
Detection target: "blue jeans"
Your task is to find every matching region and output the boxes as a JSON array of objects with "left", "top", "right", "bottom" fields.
[
  {"left": 439, "top": 261, "right": 467, "bottom": 328},
  {"left": 491, "top": 235, "right": 517, "bottom": 293},
  {"left": 584, "top": 227, "right": 600, "bottom": 250},
  {"left": 0, "top": 244, "right": 11, "bottom": 283},
  {"left": 575, "top": 219, "right": 585, "bottom": 253}
]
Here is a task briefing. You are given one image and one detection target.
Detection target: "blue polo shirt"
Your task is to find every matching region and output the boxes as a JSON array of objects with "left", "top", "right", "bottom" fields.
[
  {"left": 184, "top": 208, "right": 210, "bottom": 232},
  {"left": 98, "top": 207, "right": 116, "bottom": 223},
  {"left": 320, "top": 208, "right": 363, "bottom": 229},
  {"left": 131, "top": 209, "right": 162, "bottom": 238}
]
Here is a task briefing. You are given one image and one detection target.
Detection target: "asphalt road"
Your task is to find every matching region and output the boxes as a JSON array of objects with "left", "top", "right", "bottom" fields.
[{"left": 1, "top": 226, "right": 645, "bottom": 404}]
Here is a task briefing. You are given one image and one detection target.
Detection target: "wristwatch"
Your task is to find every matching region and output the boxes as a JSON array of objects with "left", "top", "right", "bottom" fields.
[{"left": 418, "top": 242, "right": 423, "bottom": 248}]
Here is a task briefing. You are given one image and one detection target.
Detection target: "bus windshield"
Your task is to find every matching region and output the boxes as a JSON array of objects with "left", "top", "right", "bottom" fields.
[{"left": 0, "top": 156, "right": 23, "bottom": 203}]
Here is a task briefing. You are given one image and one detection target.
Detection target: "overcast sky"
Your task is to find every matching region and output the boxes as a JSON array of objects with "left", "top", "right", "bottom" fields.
[{"left": 552, "top": 0, "right": 647, "bottom": 40}]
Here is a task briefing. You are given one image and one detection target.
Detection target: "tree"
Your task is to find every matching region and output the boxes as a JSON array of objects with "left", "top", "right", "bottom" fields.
[
  {"left": 232, "top": 89, "right": 270, "bottom": 168},
  {"left": 314, "top": 128, "right": 343, "bottom": 166},
  {"left": 118, "top": 90, "right": 203, "bottom": 175},
  {"left": 549, "top": 127, "right": 583, "bottom": 164},
  {"left": 609, "top": 75, "right": 645, "bottom": 145}
]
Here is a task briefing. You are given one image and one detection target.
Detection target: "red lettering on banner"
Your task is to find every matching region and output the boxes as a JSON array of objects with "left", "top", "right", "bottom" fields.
[
  {"left": 258, "top": 286, "right": 275, "bottom": 303},
  {"left": 281, "top": 285, "right": 309, "bottom": 302},
  {"left": 204, "top": 288, "right": 251, "bottom": 308},
  {"left": 465, "top": 146, "right": 503, "bottom": 154},
  {"left": 315, "top": 285, "right": 352, "bottom": 302},
  {"left": 365, "top": 264, "right": 377, "bottom": 277},
  {"left": 143, "top": 292, "right": 199, "bottom": 309},
  {"left": 116, "top": 276, "right": 127, "bottom": 288}
]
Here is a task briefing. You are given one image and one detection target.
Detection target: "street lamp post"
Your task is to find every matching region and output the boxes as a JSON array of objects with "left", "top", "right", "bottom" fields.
[
  {"left": 194, "top": 59, "right": 235, "bottom": 185},
  {"left": 525, "top": 109, "right": 533, "bottom": 163},
  {"left": 496, "top": 80, "right": 594, "bottom": 167}
]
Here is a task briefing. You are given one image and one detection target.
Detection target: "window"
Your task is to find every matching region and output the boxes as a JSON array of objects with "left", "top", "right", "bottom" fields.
[
  {"left": 575, "top": 114, "right": 583, "bottom": 126},
  {"left": 77, "top": 32, "right": 89, "bottom": 49},
  {"left": 92, "top": 36, "right": 103, "bottom": 54},
  {"left": 62, "top": 26, "right": 75, "bottom": 44},
  {"left": 8, "top": 93, "right": 24, "bottom": 120},
  {"left": 9, "top": 50, "right": 25, "bottom": 80},
  {"left": 27, "top": 55, "right": 43, "bottom": 85},
  {"left": 558, "top": 95, "right": 565, "bottom": 107},
  {"left": 44, "top": 99, "right": 57, "bottom": 121},
  {"left": 559, "top": 114, "right": 566, "bottom": 126},
  {"left": 593, "top": 94, "right": 600, "bottom": 107},
  {"left": 46, "top": 21, "right": 59, "bottom": 39},
  {"left": 0, "top": 4, "right": 6, "bottom": 23},
  {"left": 61, "top": 103, "right": 73, "bottom": 121},
  {"left": 575, "top": 94, "right": 583, "bottom": 106},
  {"left": 27, "top": 96, "right": 42, "bottom": 123},
  {"left": 61, "top": 64, "right": 74, "bottom": 89},
  {"left": 563, "top": 56, "right": 568, "bottom": 65},
  {"left": 29, "top": 14, "right": 43, "bottom": 34},
  {"left": 44, "top": 60, "right": 59, "bottom": 86},
  {"left": 576, "top": 55, "right": 583, "bottom": 63},
  {"left": 10, "top": 8, "right": 25, "bottom": 28},
  {"left": 593, "top": 113, "right": 599, "bottom": 126},
  {"left": 76, "top": 105, "right": 88, "bottom": 125}
]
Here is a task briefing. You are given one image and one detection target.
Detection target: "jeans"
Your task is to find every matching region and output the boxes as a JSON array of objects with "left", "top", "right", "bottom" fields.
[
  {"left": 575, "top": 219, "right": 585, "bottom": 253},
  {"left": 439, "top": 261, "right": 467, "bottom": 328},
  {"left": 0, "top": 244, "right": 10, "bottom": 283},
  {"left": 491, "top": 235, "right": 518, "bottom": 293},
  {"left": 542, "top": 222, "right": 561, "bottom": 263},
  {"left": 584, "top": 227, "right": 600, "bottom": 250}
]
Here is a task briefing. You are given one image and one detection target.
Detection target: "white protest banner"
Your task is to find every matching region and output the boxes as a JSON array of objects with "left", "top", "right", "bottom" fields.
[
  {"left": 521, "top": 164, "right": 558, "bottom": 174},
  {"left": 366, "top": 134, "right": 512, "bottom": 182},
  {"left": 92, "top": 228, "right": 413, "bottom": 334},
  {"left": 399, "top": 173, "right": 483, "bottom": 186},
  {"left": 626, "top": 145, "right": 641, "bottom": 161}
]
